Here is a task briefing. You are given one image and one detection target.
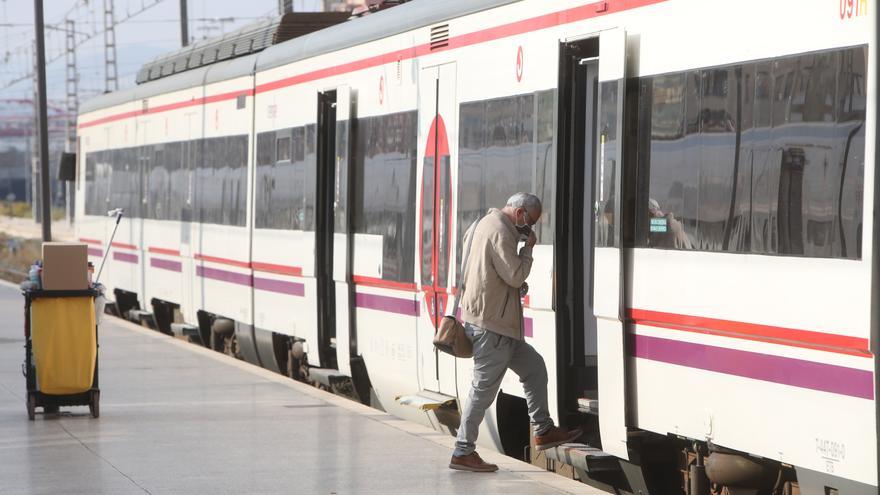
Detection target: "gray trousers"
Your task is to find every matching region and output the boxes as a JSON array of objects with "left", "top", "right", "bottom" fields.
[{"left": 453, "top": 323, "right": 554, "bottom": 457}]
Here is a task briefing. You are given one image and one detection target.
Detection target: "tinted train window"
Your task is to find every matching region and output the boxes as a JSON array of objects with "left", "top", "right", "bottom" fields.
[
  {"left": 639, "top": 45, "right": 865, "bottom": 259},
  {"left": 456, "top": 90, "right": 557, "bottom": 279},
  {"left": 595, "top": 82, "right": 620, "bottom": 248},
  {"left": 84, "top": 133, "right": 247, "bottom": 226},
  {"left": 352, "top": 111, "right": 418, "bottom": 283}
]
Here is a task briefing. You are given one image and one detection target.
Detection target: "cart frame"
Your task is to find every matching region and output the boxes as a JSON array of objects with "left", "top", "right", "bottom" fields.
[{"left": 23, "top": 288, "right": 100, "bottom": 420}]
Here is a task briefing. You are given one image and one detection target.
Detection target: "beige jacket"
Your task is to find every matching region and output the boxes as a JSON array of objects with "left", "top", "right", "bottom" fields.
[{"left": 460, "top": 208, "right": 533, "bottom": 340}]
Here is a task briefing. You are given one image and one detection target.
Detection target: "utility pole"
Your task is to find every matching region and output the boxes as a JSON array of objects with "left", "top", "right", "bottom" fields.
[
  {"left": 33, "top": 0, "right": 51, "bottom": 241},
  {"left": 64, "top": 19, "right": 78, "bottom": 224},
  {"left": 103, "top": 0, "right": 118, "bottom": 92},
  {"left": 30, "top": 40, "right": 39, "bottom": 223},
  {"left": 279, "top": 0, "right": 293, "bottom": 14},
  {"left": 179, "top": 0, "right": 188, "bottom": 46}
]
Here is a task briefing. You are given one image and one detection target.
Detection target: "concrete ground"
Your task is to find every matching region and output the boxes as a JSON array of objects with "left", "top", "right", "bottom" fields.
[{"left": 0, "top": 282, "right": 605, "bottom": 495}]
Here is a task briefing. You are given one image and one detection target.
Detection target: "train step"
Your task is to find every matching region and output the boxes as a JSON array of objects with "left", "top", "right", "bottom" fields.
[
  {"left": 170, "top": 323, "right": 200, "bottom": 338},
  {"left": 309, "top": 368, "right": 350, "bottom": 389},
  {"left": 543, "top": 443, "right": 619, "bottom": 474},
  {"left": 578, "top": 397, "right": 598, "bottom": 414},
  {"left": 395, "top": 390, "right": 456, "bottom": 411},
  {"left": 126, "top": 309, "right": 157, "bottom": 330}
]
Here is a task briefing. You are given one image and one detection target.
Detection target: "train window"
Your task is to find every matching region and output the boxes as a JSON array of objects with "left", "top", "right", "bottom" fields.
[
  {"left": 302, "top": 124, "right": 318, "bottom": 231},
  {"left": 257, "top": 132, "right": 274, "bottom": 166},
  {"left": 84, "top": 153, "right": 96, "bottom": 214},
  {"left": 595, "top": 81, "right": 620, "bottom": 248},
  {"left": 291, "top": 126, "right": 309, "bottom": 230},
  {"left": 352, "top": 111, "right": 418, "bottom": 283},
  {"left": 697, "top": 67, "right": 739, "bottom": 252},
  {"left": 276, "top": 135, "right": 291, "bottom": 162},
  {"left": 644, "top": 73, "right": 693, "bottom": 250},
  {"left": 534, "top": 89, "right": 556, "bottom": 244},
  {"left": 150, "top": 146, "right": 168, "bottom": 220},
  {"left": 638, "top": 45, "right": 866, "bottom": 260},
  {"left": 334, "top": 120, "right": 349, "bottom": 233},
  {"left": 170, "top": 142, "right": 189, "bottom": 222},
  {"left": 255, "top": 131, "right": 275, "bottom": 228},
  {"left": 455, "top": 90, "right": 557, "bottom": 280},
  {"left": 273, "top": 130, "right": 295, "bottom": 230}
]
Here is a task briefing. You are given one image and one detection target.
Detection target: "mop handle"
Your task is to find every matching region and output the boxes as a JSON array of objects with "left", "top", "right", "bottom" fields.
[{"left": 94, "top": 209, "right": 123, "bottom": 284}]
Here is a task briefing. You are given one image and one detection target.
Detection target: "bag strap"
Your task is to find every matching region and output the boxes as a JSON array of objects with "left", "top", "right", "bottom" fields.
[{"left": 450, "top": 218, "right": 479, "bottom": 317}]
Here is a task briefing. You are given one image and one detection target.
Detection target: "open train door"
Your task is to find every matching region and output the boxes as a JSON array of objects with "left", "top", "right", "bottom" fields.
[
  {"left": 331, "top": 86, "right": 356, "bottom": 378},
  {"left": 593, "top": 27, "right": 629, "bottom": 460}
]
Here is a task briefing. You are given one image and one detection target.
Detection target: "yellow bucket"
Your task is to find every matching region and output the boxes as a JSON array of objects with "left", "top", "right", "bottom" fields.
[{"left": 31, "top": 296, "right": 96, "bottom": 395}]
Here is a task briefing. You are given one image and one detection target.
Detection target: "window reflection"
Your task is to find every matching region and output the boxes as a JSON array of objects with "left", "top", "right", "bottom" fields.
[
  {"left": 639, "top": 45, "right": 866, "bottom": 259},
  {"left": 85, "top": 135, "right": 248, "bottom": 226},
  {"left": 352, "top": 111, "right": 418, "bottom": 283},
  {"left": 456, "top": 90, "right": 557, "bottom": 281}
]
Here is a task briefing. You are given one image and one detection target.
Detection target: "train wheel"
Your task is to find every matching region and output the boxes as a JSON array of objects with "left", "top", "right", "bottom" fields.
[
  {"left": 27, "top": 393, "right": 35, "bottom": 421},
  {"left": 89, "top": 391, "right": 100, "bottom": 418}
]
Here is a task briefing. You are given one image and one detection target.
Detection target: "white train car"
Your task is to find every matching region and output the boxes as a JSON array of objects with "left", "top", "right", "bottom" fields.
[{"left": 76, "top": 1, "right": 878, "bottom": 493}]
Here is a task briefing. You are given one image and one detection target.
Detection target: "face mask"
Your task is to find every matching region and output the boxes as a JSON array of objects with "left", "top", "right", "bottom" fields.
[{"left": 515, "top": 210, "right": 532, "bottom": 237}]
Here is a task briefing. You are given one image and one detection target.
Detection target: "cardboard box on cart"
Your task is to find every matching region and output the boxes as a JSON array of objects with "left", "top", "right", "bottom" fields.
[{"left": 41, "top": 242, "right": 89, "bottom": 290}]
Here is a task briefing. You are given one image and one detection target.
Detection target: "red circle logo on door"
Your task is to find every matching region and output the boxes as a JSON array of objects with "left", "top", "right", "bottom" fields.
[
  {"left": 516, "top": 46, "right": 524, "bottom": 82},
  {"left": 420, "top": 114, "right": 452, "bottom": 327}
]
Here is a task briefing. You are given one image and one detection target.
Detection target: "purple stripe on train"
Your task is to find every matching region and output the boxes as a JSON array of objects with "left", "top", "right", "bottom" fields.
[
  {"left": 113, "top": 252, "right": 138, "bottom": 264},
  {"left": 254, "top": 277, "right": 305, "bottom": 297},
  {"left": 87, "top": 248, "right": 103, "bottom": 257},
  {"left": 355, "top": 292, "right": 420, "bottom": 317},
  {"left": 633, "top": 334, "right": 874, "bottom": 400},
  {"left": 196, "top": 265, "right": 252, "bottom": 287},
  {"left": 151, "top": 258, "right": 182, "bottom": 273}
]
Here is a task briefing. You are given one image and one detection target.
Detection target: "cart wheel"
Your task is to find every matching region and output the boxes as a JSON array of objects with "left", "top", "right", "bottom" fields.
[
  {"left": 89, "top": 391, "right": 100, "bottom": 418},
  {"left": 26, "top": 393, "right": 35, "bottom": 421}
]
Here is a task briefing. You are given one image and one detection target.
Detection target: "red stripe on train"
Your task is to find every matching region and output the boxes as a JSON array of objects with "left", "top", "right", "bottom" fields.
[
  {"left": 148, "top": 247, "right": 181, "bottom": 256},
  {"left": 194, "top": 253, "right": 251, "bottom": 269},
  {"left": 79, "top": 0, "right": 667, "bottom": 128},
  {"left": 79, "top": 89, "right": 254, "bottom": 129},
  {"left": 628, "top": 308, "right": 872, "bottom": 358},
  {"left": 251, "top": 262, "right": 303, "bottom": 277},
  {"left": 351, "top": 275, "right": 417, "bottom": 292}
]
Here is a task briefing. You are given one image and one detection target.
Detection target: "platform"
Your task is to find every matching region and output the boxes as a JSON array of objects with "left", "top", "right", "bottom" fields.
[{"left": 0, "top": 282, "right": 604, "bottom": 494}]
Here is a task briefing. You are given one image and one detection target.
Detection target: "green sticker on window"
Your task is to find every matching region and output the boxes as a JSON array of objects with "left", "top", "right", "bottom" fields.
[{"left": 650, "top": 217, "right": 668, "bottom": 233}]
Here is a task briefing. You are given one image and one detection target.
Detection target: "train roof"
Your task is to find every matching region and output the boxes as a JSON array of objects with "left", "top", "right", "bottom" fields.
[{"left": 80, "top": 0, "right": 519, "bottom": 116}]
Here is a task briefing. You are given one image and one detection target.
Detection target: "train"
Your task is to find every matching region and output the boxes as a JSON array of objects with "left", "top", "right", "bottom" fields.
[{"left": 74, "top": 0, "right": 878, "bottom": 493}]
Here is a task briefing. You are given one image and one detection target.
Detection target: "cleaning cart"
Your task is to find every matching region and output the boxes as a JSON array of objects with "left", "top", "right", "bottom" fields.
[{"left": 23, "top": 287, "right": 100, "bottom": 420}]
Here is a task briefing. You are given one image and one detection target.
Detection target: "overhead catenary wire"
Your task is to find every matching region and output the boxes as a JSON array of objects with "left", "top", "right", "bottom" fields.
[{"left": 0, "top": 0, "right": 168, "bottom": 92}]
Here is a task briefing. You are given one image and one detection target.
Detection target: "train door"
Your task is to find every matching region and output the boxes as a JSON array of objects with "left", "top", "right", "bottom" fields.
[
  {"left": 592, "top": 28, "right": 629, "bottom": 460},
  {"left": 557, "top": 29, "right": 629, "bottom": 460},
  {"left": 315, "top": 87, "right": 356, "bottom": 373},
  {"left": 332, "top": 87, "right": 357, "bottom": 377},
  {"left": 417, "top": 63, "right": 458, "bottom": 396}
]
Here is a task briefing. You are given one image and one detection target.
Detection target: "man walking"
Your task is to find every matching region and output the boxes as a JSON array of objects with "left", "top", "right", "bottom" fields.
[{"left": 450, "top": 192, "right": 582, "bottom": 472}]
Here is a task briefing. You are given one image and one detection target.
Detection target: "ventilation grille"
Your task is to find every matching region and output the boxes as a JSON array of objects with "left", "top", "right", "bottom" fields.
[{"left": 430, "top": 24, "right": 449, "bottom": 51}]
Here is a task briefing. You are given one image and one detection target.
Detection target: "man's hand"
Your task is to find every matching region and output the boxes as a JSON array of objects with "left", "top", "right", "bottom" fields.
[
  {"left": 520, "top": 282, "right": 529, "bottom": 297},
  {"left": 525, "top": 230, "right": 537, "bottom": 248}
]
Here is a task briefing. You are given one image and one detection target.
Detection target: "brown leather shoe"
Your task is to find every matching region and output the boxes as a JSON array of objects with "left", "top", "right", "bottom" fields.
[
  {"left": 534, "top": 426, "right": 583, "bottom": 451},
  {"left": 449, "top": 452, "right": 498, "bottom": 472}
]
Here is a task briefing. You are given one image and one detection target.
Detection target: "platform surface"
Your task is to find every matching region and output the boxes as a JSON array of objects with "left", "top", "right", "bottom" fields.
[{"left": 0, "top": 282, "right": 604, "bottom": 495}]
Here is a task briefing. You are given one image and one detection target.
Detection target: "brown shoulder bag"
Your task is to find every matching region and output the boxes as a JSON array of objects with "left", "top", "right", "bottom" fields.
[{"left": 433, "top": 219, "right": 479, "bottom": 358}]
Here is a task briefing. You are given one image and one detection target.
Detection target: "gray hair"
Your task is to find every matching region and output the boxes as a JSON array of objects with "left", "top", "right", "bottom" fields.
[{"left": 506, "top": 192, "right": 542, "bottom": 213}]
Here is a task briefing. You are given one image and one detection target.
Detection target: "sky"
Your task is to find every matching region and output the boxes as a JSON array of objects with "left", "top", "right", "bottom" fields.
[{"left": 0, "top": 0, "right": 325, "bottom": 105}]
